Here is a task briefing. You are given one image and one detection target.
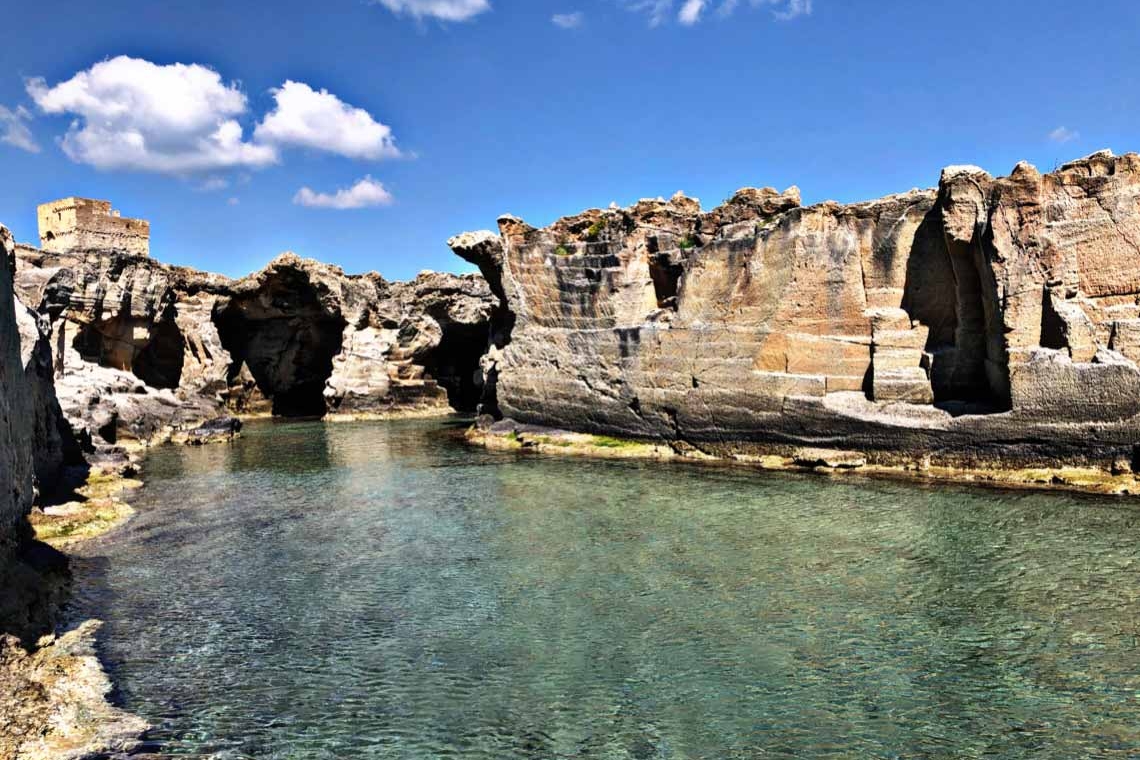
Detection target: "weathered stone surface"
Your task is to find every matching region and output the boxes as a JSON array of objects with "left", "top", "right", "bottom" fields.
[
  {"left": 14, "top": 247, "right": 495, "bottom": 421},
  {"left": 793, "top": 448, "right": 867, "bottom": 469},
  {"left": 180, "top": 415, "right": 242, "bottom": 445},
  {"left": 1, "top": 225, "right": 37, "bottom": 580},
  {"left": 0, "top": 621, "right": 147, "bottom": 760},
  {"left": 452, "top": 151, "right": 1140, "bottom": 472}
]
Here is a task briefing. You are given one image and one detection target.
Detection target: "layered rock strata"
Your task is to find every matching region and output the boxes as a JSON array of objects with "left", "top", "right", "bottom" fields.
[{"left": 451, "top": 151, "right": 1140, "bottom": 474}]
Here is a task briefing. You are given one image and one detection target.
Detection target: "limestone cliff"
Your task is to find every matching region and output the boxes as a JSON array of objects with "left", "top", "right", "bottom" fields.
[
  {"left": 14, "top": 246, "right": 495, "bottom": 433},
  {"left": 1, "top": 225, "right": 37, "bottom": 581},
  {"left": 451, "top": 151, "right": 1140, "bottom": 473},
  {"left": 2, "top": 226, "right": 144, "bottom": 759}
]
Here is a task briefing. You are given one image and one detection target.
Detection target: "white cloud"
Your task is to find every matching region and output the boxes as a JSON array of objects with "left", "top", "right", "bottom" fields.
[
  {"left": 1048, "top": 126, "right": 1079, "bottom": 144},
  {"left": 0, "top": 105, "right": 39, "bottom": 153},
  {"left": 254, "top": 81, "right": 400, "bottom": 160},
  {"left": 627, "top": 0, "right": 811, "bottom": 25},
  {"left": 227, "top": 197, "right": 240, "bottom": 206},
  {"left": 27, "top": 55, "right": 276, "bottom": 173},
  {"left": 371, "top": 0, "right": 490, "bottom": 21},
  {"left": 772, "top": 0, "right": 811, "bottom": 19},
  {"left": 199, "top": 176, "right": 229, "bottom": 191},
  {"left": 678, "top": 0, "right": 705, "bottom": 24},
  {"left": 552, "top": 11, "right": 584, "bottom": 28},
  {"left": 293, "top": 176, "right": 394, "bottom": 209},
  {"left": 626, "top": 0, "right": 673, "bottom": 26}
]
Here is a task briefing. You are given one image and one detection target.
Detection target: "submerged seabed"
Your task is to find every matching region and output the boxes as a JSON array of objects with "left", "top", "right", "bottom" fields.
[{"left": 69, "top": 419, "right": 1140, "bottom": 759}]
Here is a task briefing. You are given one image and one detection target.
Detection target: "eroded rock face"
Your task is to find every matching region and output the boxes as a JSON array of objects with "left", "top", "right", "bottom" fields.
[
  {"left": 1, "top": 226, "right": 36, "bottom": 576},
  {"left": 13, "top": 247, "right": 495, "bottom": 424},
  {"left": 0, "top": 621, "right": 147, "bottom": 760},
  {"left": 451, "top": 151, "right": 1140, "bottom": 471}
]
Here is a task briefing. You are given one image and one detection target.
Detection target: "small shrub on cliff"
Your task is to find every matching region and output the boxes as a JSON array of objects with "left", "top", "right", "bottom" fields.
[
  {"left": 585, "top": 219, "right": 607, "bottom": 242},
  {"left": 678, "top": 235, "right": 698, "bottom": 251},
  {"left": 554, "top": 243, "right": 575, "bottom": 256}
]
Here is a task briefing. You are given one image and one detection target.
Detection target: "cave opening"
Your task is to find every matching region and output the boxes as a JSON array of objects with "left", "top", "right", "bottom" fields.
[
  {"left": 214, "top": 274, "right": 347, "bottom": 418},
  {"left": 901, "top": 206, "right": 1009, "bottom": 413},
  {"left": 649, "top": 253, "right": 684, "bottom": 310},
  {"left": 933, "top": 232, "right": 1012, "bottom": 412},
  {"left": 215, "top": 310, "right": 346, "bottom": 418},
  {"left": 1039, "top": 286, "right": 1069, "bottom": 351},
  {"left": 133, "top": 305, "right": 185, "bottom": 389},
  {"left": 71, "top": 308, "right": 185, "bottom": 390},
  {"left": 418, "top": 313, "right": 490, "bottom": 413}
]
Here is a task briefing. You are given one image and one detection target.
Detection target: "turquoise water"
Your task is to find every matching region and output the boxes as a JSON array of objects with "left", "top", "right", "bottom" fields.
[{"left": 70, "top": 419, "right": 1140, "bottom": 759}]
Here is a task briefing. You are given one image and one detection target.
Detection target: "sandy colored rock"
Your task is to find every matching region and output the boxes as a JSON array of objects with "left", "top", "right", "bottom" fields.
[
  {"left": 452, "top": 151, "right": 1140, "bottom": 474},
  {"left": 14, "top": 246, "right": 495, "bottom": 421},
  {"left": 0, "top": 621, "right": 147, "bottom": 760}
]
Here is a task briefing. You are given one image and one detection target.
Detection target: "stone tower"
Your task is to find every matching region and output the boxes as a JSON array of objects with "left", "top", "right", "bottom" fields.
[{"left": 37, "top": 197, "right": 150, "bottom": 256}]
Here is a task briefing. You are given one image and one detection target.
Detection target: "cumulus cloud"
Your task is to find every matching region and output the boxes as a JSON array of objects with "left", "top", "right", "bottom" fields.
[
  {"left": 26, "top": 55, "right": 276, "bottom": 173},
  {"left": 293, "top": 176, "right": 394, "bottom": 209},
  {"left": 552, "top": 11, "right": 584, "bottom": 28},
  {"left": 627, "top": 0, "right": 811, "bottom": 25},
  {"left": 0, "top": 105, "right": 39, "bottom": 153},
  {"left": 254, "top": 81, "right": 400, "bottom": 160},
  {"left": 1048, "top": 126, "right": 1079, "bottom": 144},
  {"left": 371, "top": 0, "right": 490, "bottom": 21}
]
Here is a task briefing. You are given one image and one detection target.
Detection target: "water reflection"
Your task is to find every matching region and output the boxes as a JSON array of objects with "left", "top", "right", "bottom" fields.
[{"left": 70, "top": 419, "right": 1140, "bottom": 758}]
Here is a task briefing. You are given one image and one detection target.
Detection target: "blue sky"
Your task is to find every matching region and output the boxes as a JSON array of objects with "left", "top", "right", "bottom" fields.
[{"left": 0, "top": 0, "right": 1136, "bottom": 280}]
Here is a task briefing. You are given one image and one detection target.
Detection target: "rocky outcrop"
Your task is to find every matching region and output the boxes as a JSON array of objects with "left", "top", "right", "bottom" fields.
[
  {"left": 1, "top": 227, "right": 42, "bottom": 625},
  {"left": 4, "top": 226, "right": 139, "bottom": 760},
  {"left": 451, "top": 151, "right": 1140, "bottom": 474},
  {"left": 13, "top": 246, "right": 495, "bottom": 425},
  {"left": 2, "top": 226, "right": 71, "bottom": 641},
  {"left": 0, "top": 622, "right": 146, "bottom": 760}
]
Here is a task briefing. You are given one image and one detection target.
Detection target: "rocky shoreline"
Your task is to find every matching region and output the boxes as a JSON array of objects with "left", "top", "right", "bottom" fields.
[
  {"left": 471, "top": 418, "right": 1140, "bottom": 496},
  {"left": 451, "top": 151, "right": 1140, "bottom": 482},
  {"left": 0, "top": 226, "right": 496, "bottom": 757},
  {"left": 8, "top": 149, "right": 1140, "bottom": 756}
]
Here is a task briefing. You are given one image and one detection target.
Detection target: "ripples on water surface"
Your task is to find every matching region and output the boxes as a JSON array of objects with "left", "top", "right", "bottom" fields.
[{"left": 69, "top": 419, "right": 1140, "bottom": 759}]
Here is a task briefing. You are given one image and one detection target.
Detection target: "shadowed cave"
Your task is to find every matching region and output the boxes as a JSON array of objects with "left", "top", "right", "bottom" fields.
[
  {"left": 419, "top": 315, "right": 490, "bottom": 413},
  {"left": 902, "top": 207, "right": 1012, "bottom": 414},
  {"left": 214, "top": 273, "right": 347, "bottom": 418},
  {"left": 72, "top": 305, "right": 186, "bottom": 390}
]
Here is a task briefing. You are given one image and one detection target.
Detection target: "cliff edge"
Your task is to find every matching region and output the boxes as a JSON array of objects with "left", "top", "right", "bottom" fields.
[{"left": 451, "top": 151, "right": 1140, "bottom": 478}]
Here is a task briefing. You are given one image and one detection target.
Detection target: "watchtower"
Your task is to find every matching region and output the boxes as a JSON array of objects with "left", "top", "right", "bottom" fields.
[{"left": 37, "top": 197, "right": 150, "bottom": 256}]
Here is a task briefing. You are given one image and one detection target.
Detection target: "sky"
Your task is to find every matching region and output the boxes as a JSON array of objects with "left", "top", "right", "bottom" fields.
[{"left": 0, "top": 0, "right": 1136, "bottom": 280}]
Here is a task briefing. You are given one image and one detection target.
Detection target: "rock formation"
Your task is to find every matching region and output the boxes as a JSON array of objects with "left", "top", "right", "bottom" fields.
[
  {"left": 451, "top": 151, "right": 1140, "bottom": 473},
  {"left": 13, "top": 244, "right": 495, "bottom": 432},
  {"left": 1, "top": 226, "right": 71, "bottom": 640},
  {"left": 3, "top": 225, "right": 142, "bottom": 760}
]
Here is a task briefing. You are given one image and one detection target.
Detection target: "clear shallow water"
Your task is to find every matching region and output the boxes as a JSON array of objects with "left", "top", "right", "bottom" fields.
[{"left": 70, "top": 419, "right": 1140, "bottom": 759}]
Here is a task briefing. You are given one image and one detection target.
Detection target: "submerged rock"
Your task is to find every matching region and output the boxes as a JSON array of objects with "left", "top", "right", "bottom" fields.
[{"left": 451, "top": 151, "right": 1140, "bottom": 475}]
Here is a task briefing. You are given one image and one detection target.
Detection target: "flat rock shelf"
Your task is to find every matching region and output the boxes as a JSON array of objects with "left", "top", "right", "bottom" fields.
[{"left": 69, "top": 418, "right": 1140, "bottom": 759}]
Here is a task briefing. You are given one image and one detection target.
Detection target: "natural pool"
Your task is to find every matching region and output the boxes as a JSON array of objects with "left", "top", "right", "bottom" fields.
[{"left": 69, "top": 419, "right": 1140, "bottom": 759}]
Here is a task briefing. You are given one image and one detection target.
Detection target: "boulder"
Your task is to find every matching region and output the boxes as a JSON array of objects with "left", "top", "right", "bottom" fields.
[{"left": 182, "top": 416, "right": 242, "bottom": 445}]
